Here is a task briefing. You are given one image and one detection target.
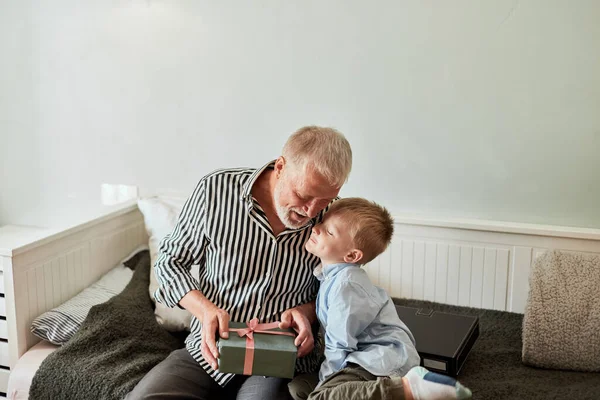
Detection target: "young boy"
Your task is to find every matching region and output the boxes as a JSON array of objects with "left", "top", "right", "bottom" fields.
[{"left": 294, "top": 198, "right": 472, "bottom": 400}]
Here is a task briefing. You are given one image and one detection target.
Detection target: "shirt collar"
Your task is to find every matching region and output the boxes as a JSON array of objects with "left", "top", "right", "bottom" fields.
[
  {"left": 314, "top": 262, "right": 360, "bottom": 281},
  {"left": 240, "top": 160, "right": 276, "bottom": 203}
]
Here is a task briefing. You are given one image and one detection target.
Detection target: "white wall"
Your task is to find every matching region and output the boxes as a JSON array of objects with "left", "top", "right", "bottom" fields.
[{"left": 1, "top": 0, "right": 599, "bottom": 228}]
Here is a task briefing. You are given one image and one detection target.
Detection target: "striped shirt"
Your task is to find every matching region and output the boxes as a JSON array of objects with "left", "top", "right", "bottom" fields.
[{"left": 154, "top": 161, "right": 326, "bottom": 386}]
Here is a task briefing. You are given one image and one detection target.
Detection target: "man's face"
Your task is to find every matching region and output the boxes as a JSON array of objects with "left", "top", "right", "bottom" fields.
[
  {"left": 305, "top": 213, "right": 354, "bottom": 264},
  {"left": 273, "top": 160, "right": 340, "bottom": 229}
]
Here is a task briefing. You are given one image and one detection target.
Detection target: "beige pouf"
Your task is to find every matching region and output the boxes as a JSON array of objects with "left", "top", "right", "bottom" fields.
[{"left": 522, "top": 250, "right": 600, "bottom": 372}]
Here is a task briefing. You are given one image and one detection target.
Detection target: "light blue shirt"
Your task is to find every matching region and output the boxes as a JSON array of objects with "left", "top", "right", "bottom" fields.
[{"left": 315, "top": 263, "right": 420, "bottom": 384}]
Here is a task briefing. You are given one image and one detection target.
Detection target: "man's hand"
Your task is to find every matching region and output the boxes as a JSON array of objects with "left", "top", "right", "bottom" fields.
[
  {"left": 279, "top": 302, "right": 316, "bottom": 357},
  {"left": 180, "top": 290, "right": 230, "bottom": 370}
]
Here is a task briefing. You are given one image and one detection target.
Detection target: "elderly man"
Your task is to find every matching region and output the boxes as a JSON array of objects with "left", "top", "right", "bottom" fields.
[{"left": 128, "top": 126, "right": 352, "bottom": 400}]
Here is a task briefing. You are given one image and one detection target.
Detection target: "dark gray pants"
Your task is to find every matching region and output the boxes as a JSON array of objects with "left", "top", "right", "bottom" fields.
[{"left": 126, "top": 348, "right": 293, "bottom": 400}]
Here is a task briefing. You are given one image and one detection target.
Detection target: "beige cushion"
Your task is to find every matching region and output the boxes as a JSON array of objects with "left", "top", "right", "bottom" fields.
[
  {"left": 522, "top": 250, "right": 600, "bottom": 372},
  {"left": 137, "top": 196, "right": 199, "bottom": 332}
]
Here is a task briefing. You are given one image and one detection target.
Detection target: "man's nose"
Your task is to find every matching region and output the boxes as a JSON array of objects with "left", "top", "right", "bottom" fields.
[{"left": 303, "top": 200, "right": 319, "bottom": 218}]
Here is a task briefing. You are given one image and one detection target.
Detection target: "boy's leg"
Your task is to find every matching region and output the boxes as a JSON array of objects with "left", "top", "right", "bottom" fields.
[
  {"left": 306, "top": 365, "right": 472, "bottom": 400},
  {"left": 307, "top": 364, "right": 405, "bottom": 400}
]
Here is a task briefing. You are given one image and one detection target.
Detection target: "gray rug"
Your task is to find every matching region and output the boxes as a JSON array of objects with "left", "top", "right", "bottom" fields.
[{"left": 393, "top": 298, "right": 600, "bottom": 400}]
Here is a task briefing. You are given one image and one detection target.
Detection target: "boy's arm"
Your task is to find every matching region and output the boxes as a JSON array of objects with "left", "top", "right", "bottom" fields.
[{"left": 318, "top": 282, "right": 380, "bottom": 383}]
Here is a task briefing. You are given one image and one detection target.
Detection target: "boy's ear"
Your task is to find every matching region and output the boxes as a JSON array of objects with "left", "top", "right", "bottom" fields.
[{"left": 344, "top": 249, "right": 363, "bottom": 264}]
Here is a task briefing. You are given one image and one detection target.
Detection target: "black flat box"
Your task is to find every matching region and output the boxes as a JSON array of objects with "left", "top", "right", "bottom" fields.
[{"left": 396, "top": 305, "right": 479, "bottom": 376}]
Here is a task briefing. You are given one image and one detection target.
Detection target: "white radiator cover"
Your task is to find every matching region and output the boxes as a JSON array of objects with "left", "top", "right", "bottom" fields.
[{"left": 366, "top": 217, "right": 600, "bottom": 314}]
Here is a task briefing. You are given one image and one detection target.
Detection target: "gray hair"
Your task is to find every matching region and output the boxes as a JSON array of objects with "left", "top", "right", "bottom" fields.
[{"left": 282, "top": 126, "right": 352, "bottom": 187}]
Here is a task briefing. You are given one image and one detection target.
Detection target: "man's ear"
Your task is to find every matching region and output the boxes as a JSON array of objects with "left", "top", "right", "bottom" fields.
[
  {"left": 344, "top": 249, "right": 363, "bottom": 264},
  {"left": 274, "top": 156, "right": 286, "bottom": 178}
]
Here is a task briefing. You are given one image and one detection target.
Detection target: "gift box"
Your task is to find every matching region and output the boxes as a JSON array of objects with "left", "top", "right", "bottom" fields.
[{"left": 217, "top": 319, "right": 298, "bottom": 379}]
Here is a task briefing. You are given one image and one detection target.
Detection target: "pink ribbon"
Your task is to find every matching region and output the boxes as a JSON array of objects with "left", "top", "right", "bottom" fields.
[{"left": 228, "top": 318, "right": 296, "bottom": 375}]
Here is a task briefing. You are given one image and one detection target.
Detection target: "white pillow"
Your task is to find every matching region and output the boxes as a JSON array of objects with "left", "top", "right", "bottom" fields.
[{"left": 137, "top": 196, "right": 199, "bottom": 332}]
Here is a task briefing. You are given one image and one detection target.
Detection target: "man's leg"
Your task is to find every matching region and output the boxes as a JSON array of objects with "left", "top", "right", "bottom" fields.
[
  {"left": 287, "top": 372, "right": 319, "bottom": 400},
  {"left": 126, "top": 348, "right": 222, "bottom": 400},
  {"left": 232, "top": 375, "right": 293, "bottom": 400}
]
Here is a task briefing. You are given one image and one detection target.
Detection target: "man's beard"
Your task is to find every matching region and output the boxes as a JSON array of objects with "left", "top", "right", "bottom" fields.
[{"left": 274, "top": 182, "right": 310, "bottom": 229}]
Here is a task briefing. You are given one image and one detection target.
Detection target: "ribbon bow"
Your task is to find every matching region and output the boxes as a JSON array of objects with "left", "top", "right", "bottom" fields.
[{"left": 228, "top": 318, "right": 296, "bottom": 375}]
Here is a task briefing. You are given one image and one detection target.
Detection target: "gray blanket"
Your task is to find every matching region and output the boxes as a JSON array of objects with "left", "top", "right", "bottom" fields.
[
  {"left": 30, "top": 250, "right": 186, "bottom": 400},
  {"left": 395, "top": 298, "right": 600, "bottom": 400}
]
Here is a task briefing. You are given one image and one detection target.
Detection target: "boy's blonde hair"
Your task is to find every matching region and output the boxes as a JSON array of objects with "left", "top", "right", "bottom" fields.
[
  {"left": 282, "top": 126, "right": 352, "bottom": 188},
  {"left": 327, "top": 198, "right": 394, "bottom": 264}
]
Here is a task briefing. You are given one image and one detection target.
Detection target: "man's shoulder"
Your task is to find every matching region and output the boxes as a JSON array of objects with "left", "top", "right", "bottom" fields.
[
  {"left": 199, "top": 167, "right": 256, "bottom": 187},
  {"left": 203, "top": 166, "right": 255, "bottom": 180}
]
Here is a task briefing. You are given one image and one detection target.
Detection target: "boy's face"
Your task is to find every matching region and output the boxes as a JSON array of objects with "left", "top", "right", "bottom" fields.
[{"left": 305, "top": 213, "right": 357, "bottom": 265}]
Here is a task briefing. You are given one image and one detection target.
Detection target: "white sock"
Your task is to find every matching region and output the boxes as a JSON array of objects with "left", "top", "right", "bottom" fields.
[{"left": 402, "top": 366, "right": 472, "bottom": 400}]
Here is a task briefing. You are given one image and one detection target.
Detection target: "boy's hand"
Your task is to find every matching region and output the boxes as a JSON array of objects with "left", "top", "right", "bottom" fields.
[{"left": 280, "top": 302, "right": 316, "bottom": 357}]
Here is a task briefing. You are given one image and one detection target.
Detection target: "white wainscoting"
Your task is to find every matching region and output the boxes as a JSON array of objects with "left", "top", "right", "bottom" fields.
[
  {"left": 1, "top": 203, "right": 148, "bottom": 368},
  {"left": 22, "top": 223, "right": 148, "bottom": 334},
  {"left": 366, "top": 217, "right": 600, "bottom": 313}
]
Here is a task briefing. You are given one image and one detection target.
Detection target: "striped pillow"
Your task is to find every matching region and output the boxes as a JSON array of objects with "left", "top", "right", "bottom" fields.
[{"left": 30, "top": 262, "right": 135, "bottom": 345}]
